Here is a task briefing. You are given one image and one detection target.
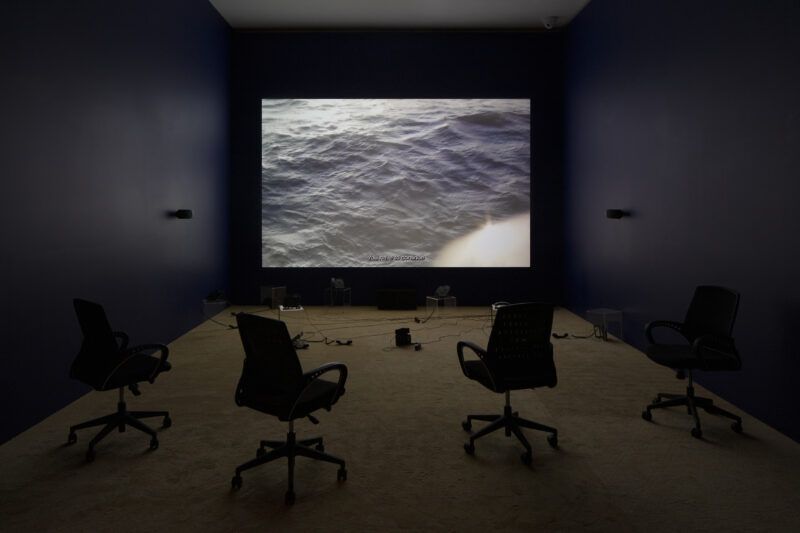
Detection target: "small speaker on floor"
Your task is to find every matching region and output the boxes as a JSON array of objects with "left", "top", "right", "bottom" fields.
[{"left": 395, "top": 328, "right": 411, "bottom": 347}]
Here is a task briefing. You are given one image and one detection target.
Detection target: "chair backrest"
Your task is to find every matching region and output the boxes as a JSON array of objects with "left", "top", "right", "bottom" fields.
[
  {"left": 682, "top": 286, "right": 740, "bottom": 341},
  {"left": 235, "top": 313, "right": 304, "bottom": 403},
  {"left": 332, "top": 278, "right": 345, "bottom": 289},
  {"left": 486, "top": 302, "right": 556, "bottom": 381},
  {"left": 71, "top": 299, "right": 122, "bottom": 383}
]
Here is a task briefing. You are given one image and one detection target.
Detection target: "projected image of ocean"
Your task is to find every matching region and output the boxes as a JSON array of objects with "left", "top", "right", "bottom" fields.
[{"left": 261, "top": 99, "right": 530, "bottom": 267}]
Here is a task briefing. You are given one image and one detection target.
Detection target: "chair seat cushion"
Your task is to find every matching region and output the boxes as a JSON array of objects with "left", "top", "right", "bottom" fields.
[
  {"left": 646, "top": 344, "right": 698, "bottom": 369},
  {"left": 463, "top": 360, "right": 556, "bottom": 392},
  {"left": 463, "top": 360, "right": 501, "bottom": 391},
  {"left": 98, "top": 354, "right": 169, "bottom": 390},
  {"left": 287, "top": 378, "right": 342, "bottom": 420},
  {"left": 646, "top": 344, "right": 739, "bottom": 371},
  {"left": 242, "top": 378, "right": 342, "bottom": 421}
]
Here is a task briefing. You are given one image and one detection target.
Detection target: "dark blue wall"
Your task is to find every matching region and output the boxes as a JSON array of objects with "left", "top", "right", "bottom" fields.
[
  {"left": 0, "top": 0, "right": 230, "bottom": 443},
  {"left": 230, "top": 32, "right": 565, "bottom": 306},
  {"left": 565, "top": 0, "right": 800, "bottom": 440}
]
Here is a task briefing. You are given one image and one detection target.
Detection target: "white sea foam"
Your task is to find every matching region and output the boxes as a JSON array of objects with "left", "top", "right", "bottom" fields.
[{"left": 433, "top": 213, "right": 531, "bottom": 267}]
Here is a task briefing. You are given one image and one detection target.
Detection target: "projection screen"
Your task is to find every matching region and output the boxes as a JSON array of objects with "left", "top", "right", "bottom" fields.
[{"left": 261, "top": 99, "right": 530, "bottom": 268}]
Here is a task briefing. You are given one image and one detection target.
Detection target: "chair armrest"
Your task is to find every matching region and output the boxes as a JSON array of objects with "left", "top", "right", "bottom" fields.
[
  {"left": 693, "top": 334, "right": 735, "bottom": 350},
  {"left": 288, "top": 362, "right": 349, "bottom": 419},
  {"left": 692, "top": 334, "right": 739, "bottom": 366},
  {"left": 99, "top": 343, "right": 169, "bottom": 390},
  {"left": 113, "top": 331, "right": 129, "bottom": 350},
  {"left": 234, "top": 363, "right": 246, "bottom": 407},
  {"left": 129, "top": 343, "right": 170, "bottom": 382},
  {"left": 456, "top": 340, "right": 486, "bottom": 374},
  {"left": 644, "top": 320, "right": 686, "bottom": 344},
  {"left": 456, "top": 340, "right": 497, "bottom": 391}
]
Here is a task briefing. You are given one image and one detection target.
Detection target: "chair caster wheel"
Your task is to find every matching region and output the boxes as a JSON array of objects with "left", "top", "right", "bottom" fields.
[
  {"left": 231, "top": 475, "right": 242, "bottom": 490},
  {"left": 67, "top": 432, "right": 77, "bottom": 445},
  {"left": 285, "top": 491, "right": 295, "bottom": 505},
  {"left": 149, "top": 438, "right": 159, "bottom": 450},
  {"left": 462, "top": 420, "right": 471, "bottom": 432},
  {"left": 162, "top": 415, "right": 172, "bottom": 428},
  {"left": 86, "top": 448, "right": 96, "bottom": 462},
  {"left": 315, "top": 443, "right": 325, "bottom": 452},
  {"left": 547, "top": 434, "right": 558, "bottom": 449},
  {"left": 256, "top": 447, "right": 265, "bottom": 457},
  {"left": 464, "top": 442, "right": 475, "bottom": 455},
  {"left": 337, "top": 467, "right": 347, "bottom": 482},
  {"left": 691, "top": 427, "right": 702, "bottom": 439},
  {"left": 521, "top": 452, "right": 532, "bottom": 466},
  {"left": 641, "top": 410, "right": 652, "bottom": 422},
  {"left": 731, "top": 421, "right": 743, "bottom": 433}
]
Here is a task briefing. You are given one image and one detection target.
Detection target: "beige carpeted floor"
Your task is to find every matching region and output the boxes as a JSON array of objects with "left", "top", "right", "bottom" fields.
[{"left": 1, "top": 306, "right": 798, "bottom": 532}]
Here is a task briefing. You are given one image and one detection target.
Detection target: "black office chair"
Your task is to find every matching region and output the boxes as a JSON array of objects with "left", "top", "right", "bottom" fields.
[
  {"left": 67, "top": 299, "right": 171, "bottom": 461},
  {"left": 231, "top": 313, "right": 348, "bottom": 505},
  {"left": 641, "top": 286, "right": 743, "bottom": 438},
  {"left": 457, "top": 302, "right": 558, "bottom": 465}
]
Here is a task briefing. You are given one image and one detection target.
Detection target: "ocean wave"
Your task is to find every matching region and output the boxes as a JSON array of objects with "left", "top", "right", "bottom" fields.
[{"left": 261, "top": 99, "right": 531, "bottom": 267}]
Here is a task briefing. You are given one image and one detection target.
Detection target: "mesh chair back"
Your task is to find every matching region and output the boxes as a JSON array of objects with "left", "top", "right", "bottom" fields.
[
  {"left": 683, "top": 286, "right": 740, "bottom": 341},
  {"left": 235, "top": 314, "right": 304, "bottom": 402},
  {"left": 487, "top": 302, "right": 556, "bottom": 382},
  {"left": 71, "top": 299, "right": 122, "bottom": 384}
]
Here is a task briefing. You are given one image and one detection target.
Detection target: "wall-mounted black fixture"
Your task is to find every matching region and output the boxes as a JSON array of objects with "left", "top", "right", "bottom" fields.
[
  {"left": 173, "top": 209, "right": 193, "bottom": 219},
  {"left": 606, "top": 209, "right": 628, "bottom": 219}
]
